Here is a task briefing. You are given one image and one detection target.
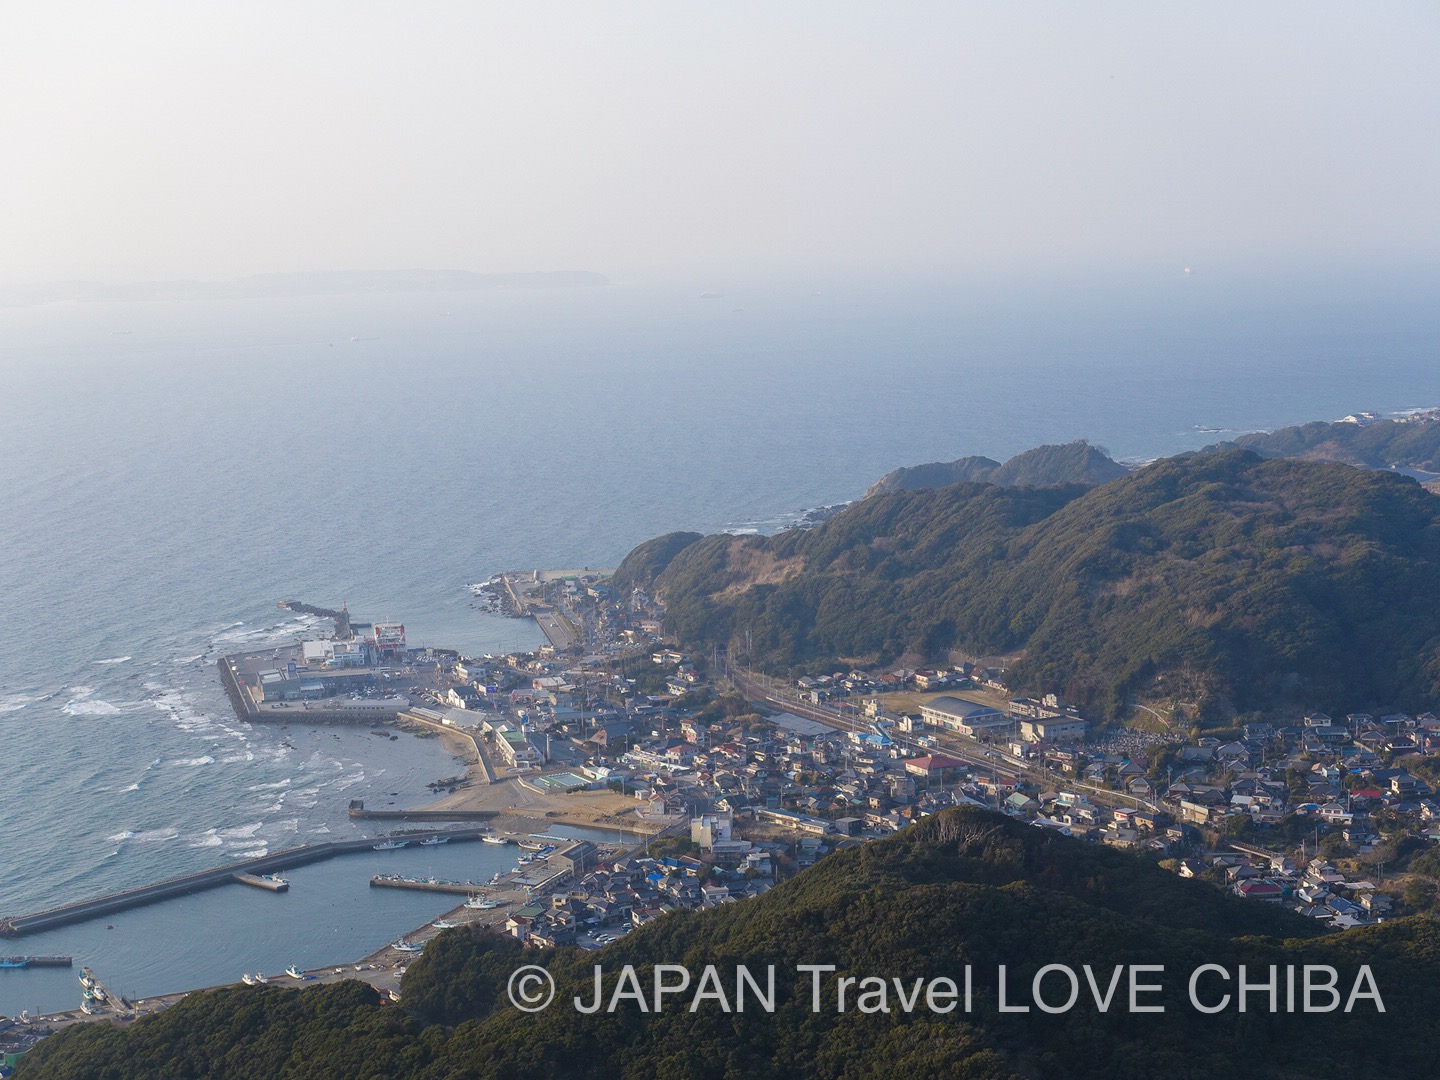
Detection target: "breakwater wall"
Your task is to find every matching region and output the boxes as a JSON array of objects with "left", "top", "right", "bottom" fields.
[
  {"left": 0, "top": 828, "right": 486, "bottom": 938},
  {"left": 347, "top": 800, "right": 496, "bottom": 821},
  {"left": 369, "top": 877, "right": 486, "bottom": 895},
  {"left": 216, "top": 657, "right": 252, "bottom": 721},
  {"left": 217, "top": 659, "right": 403, "bottom": 726}
]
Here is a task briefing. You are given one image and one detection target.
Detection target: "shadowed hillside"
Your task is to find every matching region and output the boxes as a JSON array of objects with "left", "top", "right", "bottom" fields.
[{"left": 19, "top": 808, "right": 1436, "bottom": 1080}]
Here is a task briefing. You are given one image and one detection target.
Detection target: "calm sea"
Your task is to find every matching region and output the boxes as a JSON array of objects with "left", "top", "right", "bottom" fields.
[{"left": 1, "top": 268, "right": 1436, "bottom": 1013}]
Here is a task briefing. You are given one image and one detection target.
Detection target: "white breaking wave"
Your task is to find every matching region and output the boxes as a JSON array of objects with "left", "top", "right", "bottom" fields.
[
  {"left": 95, "top": 656, "right": 132, "bottom": 665},
  {"left": 209, "top": 615, "right": 326, "bottom": 649},
  {"left": 62, "top": 686, "right": 124, "bottom": 717},
  {"left": 170, "top": 755, "right": 216, "bottom": 768},
  {"left": 119, "top": 782, "right": 140, "bottom": 793},
  {"left": 0, "top": 692, "right": 49, "bottom": 714},
  {"left": 107, "top": 830, "right": 137, "bottom": 842},
  {"left": 133, "top": 827, "right": 179, "bottom": 843},
  {"left": 190, "top": 831, "right": 224, "bottom": 848},
  {"left": 218, "top": 822, "right": 264, "bottom": 842},
  {"left": 326, "top": 770, "right": 367, "bottom": 791}
]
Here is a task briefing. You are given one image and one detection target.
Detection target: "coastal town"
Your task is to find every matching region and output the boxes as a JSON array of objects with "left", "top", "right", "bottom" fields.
[
  {"left": 233, "top": 567, "right": 1440, "bottom": 941},
  {"left": 6, "top": 563, "right": 1440, "bottom": 1068}
]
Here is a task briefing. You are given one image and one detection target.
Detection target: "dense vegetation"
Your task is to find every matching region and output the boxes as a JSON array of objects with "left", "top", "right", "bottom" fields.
[
  {"left": 1230, "top": 415, "right": 1440, "bottom": 471},
  {"left": 640, "top": 450, "right": 1440, "bottom": 718},
  {"left": 611, "top": 531, "right": 705, "bottom": 596},
  {"left": 865, "top": 441, "right": 1130, "bottom": 497},
  {"left": 21, "top": 808, "right": 1438, "bottom": 1079}
]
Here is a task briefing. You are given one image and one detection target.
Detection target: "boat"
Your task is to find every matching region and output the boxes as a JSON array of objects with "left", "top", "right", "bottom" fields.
[
  {"left": 261, "top": 874, "right": 289, "bottom": 889},
  {"left": 3, "top": 956, "right": 71, "bottom": 969},
  {"left": 392, "top": 940, "right": 423, "bottom": 953},
  {"left": 241, "top": 973, "right": 256, "bottom": 986},
  {"left": 482, "top": 835, "right": 509, "bottom": 846},
  {"left": 419, "top": 836, "right": 449, "bottom": 846},
  {"left": 254, "top": 973, "right": 269, "bottom": 984},
  {"left": 431, "top": 919, "right": 458, "bottom": 929},
  {"left": 373, "top": 840, "right": 408, "bottom": 850},
  {"left": 464, "top": 897, "right": 500, "bottom": 910},
  {"left": 286, "top": 965, "right": 304, "bottom": 979}
]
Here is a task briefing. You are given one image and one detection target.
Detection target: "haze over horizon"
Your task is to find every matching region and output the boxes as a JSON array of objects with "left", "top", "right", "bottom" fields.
[{"left": 3, "top": 2, "right": 1438, "bottom": 290}]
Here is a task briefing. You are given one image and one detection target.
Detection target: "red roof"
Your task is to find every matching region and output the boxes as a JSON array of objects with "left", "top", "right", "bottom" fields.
[
  {"left": 1237, "top": 881, "right": 1283, "bottom": 896},
  {"left": 904, "top": 754, "right": 967, "bottom": 771}
]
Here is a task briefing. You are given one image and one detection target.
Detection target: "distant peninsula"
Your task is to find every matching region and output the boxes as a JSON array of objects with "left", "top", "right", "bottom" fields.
[
  {"left": 865, "top": 412, "right": 1440, "bottom": 499},
  {"left": 865, "top": 439, "right": 1131, "bottom": 497},
  {"left": 0, "top": 269, "right": 609, "bottom": 307},
  {"left": 1223, "top": 411, "right": 1440, "bottom": 484}
]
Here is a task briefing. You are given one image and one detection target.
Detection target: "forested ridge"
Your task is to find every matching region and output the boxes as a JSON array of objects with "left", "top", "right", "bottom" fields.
[
  {"left": 1230, "top": 415, "right": 1440, "bottom": 471},
  {"left": 864, "top": 440, "right": 1130, "bottom": 497},
  {"left": 621, "top": 449, "right": 1440, "bottom": 718},
  {"left": 20, "top": 808, "right": 1439, "bottom": 1080}
]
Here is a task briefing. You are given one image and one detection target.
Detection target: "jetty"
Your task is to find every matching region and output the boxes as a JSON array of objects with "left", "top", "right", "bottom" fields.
[
  {"left": 370, "top": 876, "right": 490, "bottom": 896},
  {"left": 347, "top": 800, "right": 497, "bottom": 821},
  {"left": 0, "top": 955, "right": 72, "bottom": 969},
  {"left": 0, "top": 828, "right": 486, "bottom": 938},
  {"left": 233, "top": 873, "right": 289, "bottom": 892}
]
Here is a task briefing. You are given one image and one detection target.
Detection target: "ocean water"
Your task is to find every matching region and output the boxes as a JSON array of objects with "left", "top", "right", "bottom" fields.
[{"left": 1, "top": 268, "right": 1437, "bottom": 1013}]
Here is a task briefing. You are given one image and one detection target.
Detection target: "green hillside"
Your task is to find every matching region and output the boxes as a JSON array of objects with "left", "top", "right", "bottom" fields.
[
  {"left": 1232, "top": 415, "right": 1440, "bottom": 471},
  {"left": 865, "top": 441, "right": 1130, "bottom": 498},
  {"left": 642, "top": 449, "right": 1440, "bottom": 718},
  {"left": 20, "top": 808, "right": 1434, "bottom": 1080}
]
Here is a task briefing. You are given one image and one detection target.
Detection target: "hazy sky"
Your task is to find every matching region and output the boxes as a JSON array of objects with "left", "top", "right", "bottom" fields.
[{"left": 2, "top": 2, "right": 1437, "bottom": 285}]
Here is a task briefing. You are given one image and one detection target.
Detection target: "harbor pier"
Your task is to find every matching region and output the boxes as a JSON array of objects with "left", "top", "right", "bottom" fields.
[
  {"left": 0, "top": 828, "right": 487, "bottom": 938},
  {"left": 369, "top": 876, "right": 489, "bottom": 896}
]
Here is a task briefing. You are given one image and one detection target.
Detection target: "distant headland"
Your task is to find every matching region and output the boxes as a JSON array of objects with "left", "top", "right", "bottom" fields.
[{"left": 0, "top": 269, "right": 609, "bottom": 307}]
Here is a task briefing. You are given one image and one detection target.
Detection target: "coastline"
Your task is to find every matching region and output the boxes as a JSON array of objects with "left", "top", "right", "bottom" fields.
[{"left": 16, "top": 805, "right": 664, "bottom": 1033}]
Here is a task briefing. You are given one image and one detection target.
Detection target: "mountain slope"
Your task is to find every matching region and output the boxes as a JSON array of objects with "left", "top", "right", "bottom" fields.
[
  {"left": 643, "top": 449, "right": 1440, "bottom": 717},
  {"left": 1231, "top": 414, "right": 1440, "bottom": 471},
  {"left": 23, "top": 808, "right": 1436, "bottom": 1080},
  {"left": 865, "top": 441, "right": 1129, "bottom": 498}
]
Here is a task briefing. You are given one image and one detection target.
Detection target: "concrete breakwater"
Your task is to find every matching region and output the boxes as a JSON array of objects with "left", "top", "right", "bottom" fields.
[
  {"left": 217, "top": 658, "right": 404, "bottom": 726},
  {"left": 369, "top": 877, "right": 488, "bottom": 895},
  {"left": 347, "top": 801, "right": 496, "bottom": 821},
  {"left": 0, "top": 829, "right": 487, "bottom": 938}
]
